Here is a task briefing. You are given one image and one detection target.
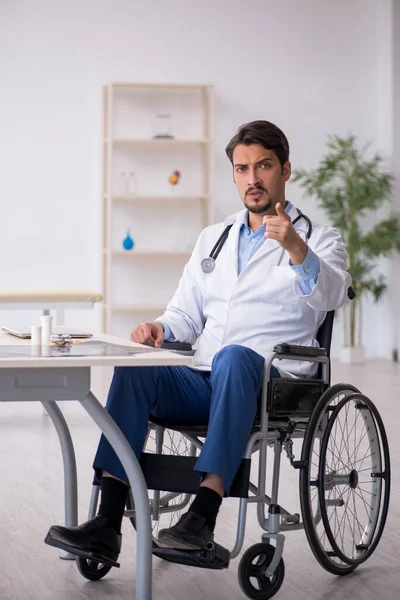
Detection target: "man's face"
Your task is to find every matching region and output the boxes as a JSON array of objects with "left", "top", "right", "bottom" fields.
[{"left": 232, "top": 143, "right": 291, "bottom": 215}]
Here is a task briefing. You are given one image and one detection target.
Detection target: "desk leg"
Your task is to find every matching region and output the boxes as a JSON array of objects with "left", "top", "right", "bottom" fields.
[
  {"left": 41, "top": 401, "right": 78, "bottom": 528},
  {"left": 80, "top": 392, "right": 152, "bottom": 600}
]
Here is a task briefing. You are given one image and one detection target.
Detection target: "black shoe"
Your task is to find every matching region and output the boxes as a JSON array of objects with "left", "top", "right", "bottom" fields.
[
  {"left": 45, "top": 515, "right": 121, "bottom": 567},
  {"left": 157, "top": 511, "right": 214, "bottom": 550}
]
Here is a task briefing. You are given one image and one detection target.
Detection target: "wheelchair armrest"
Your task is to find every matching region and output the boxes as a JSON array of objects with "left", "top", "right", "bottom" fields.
[
  {"left": 273, "top": 343, "right": 327, "bottom": 357},
  {"left": 161, "top": 341, "right": 195, "bottom": 355}
]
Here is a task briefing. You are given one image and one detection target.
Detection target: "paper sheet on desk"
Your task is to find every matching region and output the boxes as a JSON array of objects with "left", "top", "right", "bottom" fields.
[{"left": 0, "top": 340, "right": 160, "bottom": 359}]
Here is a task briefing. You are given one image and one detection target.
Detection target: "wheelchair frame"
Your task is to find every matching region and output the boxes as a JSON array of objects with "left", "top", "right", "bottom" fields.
[
  {"left": 144, "top": 348, "right": 331, "bottom": 572},
  {"left": 79, "top": 307, "right": 390, "bottom": 599}
]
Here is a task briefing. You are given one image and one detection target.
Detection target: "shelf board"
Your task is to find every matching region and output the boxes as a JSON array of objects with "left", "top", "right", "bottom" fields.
[
  {"left": 111, "top": 194, "right": 207, "bottom": 203},
  {"left": 109, "top": 138, "right": 209, "bottom": 146},
  {"left": 112, "top": 306, "right": 165, "bottom": 313},
  {"left": 111, "top": 250, "right": 191, "bottom": 258},
  {"left": 111, "top": 83, "right": 212, "bottom": 90}
]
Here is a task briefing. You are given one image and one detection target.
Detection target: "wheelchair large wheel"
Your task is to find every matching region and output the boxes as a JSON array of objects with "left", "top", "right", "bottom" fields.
[
  {"left": 299, "top": 383, "right": 360, "bottom": 575},
  {"left": 317, "top": 392, "right": 390, "bottom": 566},
  {"left": 300, "top": 384, "right": 390, "bottom": 575},
  {"left": 126, "top": 426, "right": 197, "bottom": 543}
]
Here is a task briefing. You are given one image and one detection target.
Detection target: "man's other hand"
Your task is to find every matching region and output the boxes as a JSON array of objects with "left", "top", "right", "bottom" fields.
[{"left": 130, "top": 322, "right": 164, "bottom": 348}]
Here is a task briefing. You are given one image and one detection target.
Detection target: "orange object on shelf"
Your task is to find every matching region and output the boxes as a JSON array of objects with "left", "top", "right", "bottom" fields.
[{"left": 168, "top": 170, "right": 181, "bottom": 186}]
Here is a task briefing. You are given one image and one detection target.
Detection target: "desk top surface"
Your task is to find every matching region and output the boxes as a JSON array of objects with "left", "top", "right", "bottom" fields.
[
  {"left": 0, "top": 332, "right": 194, "bottom": 369},
  {"left": 0, "top": 289, "right": 103, "bottom": 303}
]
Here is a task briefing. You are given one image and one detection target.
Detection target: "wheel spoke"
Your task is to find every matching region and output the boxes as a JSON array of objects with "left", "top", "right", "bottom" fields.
[
  {"left": 353, "top": 448, "right": 375, "bottom": 472},
  {"left": 346, "top": 425, "right": 370, "bottom": 467},
  {"left": 344, "top": 501, "right": 356, "bottom": 553},
  {"left": 356, "top": 485, "right": 375, "bottom": 496},
  {"left": 352, "top": 487, "right": 365, "bottom": 542},
  {"left": 353, "top": 486, "right": 374, "bottom": 514},
  {"left": 336, "top": 405, "right": 348, "bottom": 460},
  {"left": 337, "top": 487, "right": 350, "bottom": 550},
  {"left": 329, "top": 434, "right": 349, "bottom": 470},
  {"left": 345, "top": 491, "right": 370, "bottom": 537}
]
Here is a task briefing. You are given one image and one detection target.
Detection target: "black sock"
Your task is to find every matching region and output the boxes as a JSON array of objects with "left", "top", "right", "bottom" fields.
[
  {"left": 189, "top": 487, "right": 222, "bottom": 532},
  {"left": 98, "top": 476, "right": 129, "bottom": 534}
]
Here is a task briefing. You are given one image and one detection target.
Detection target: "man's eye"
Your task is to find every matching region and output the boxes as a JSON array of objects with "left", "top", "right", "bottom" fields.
[
  {"left": 260, "top": 163, "right": 270, "bottom": 169},
  {"left": 236, "top": 167, "right": 245, "bottom": 173}
]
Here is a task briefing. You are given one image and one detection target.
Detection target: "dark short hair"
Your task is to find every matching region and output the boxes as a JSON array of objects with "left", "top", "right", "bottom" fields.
[{"left": 225, "top": 120, "right": 290, "bottom": 168}]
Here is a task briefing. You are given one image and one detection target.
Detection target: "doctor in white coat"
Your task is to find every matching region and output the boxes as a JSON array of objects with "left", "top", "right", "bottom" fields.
[{"left": 46, "top": 120, "right": 351, "bottom": 562}]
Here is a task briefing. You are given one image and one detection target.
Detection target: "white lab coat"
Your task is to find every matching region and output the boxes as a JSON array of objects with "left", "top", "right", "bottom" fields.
[{"left": 157, "top": 204, "right": 351, "bottom": 377}]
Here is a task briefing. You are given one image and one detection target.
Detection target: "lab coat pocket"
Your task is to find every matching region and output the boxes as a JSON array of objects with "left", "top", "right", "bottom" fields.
[{"left": 268, "top": 266, "right": 298, "bottom": 306}]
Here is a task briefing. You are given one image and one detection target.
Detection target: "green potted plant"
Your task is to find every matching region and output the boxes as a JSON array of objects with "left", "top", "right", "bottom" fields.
[{"left": 293, "top": 135, "right": 400, "bottom": 363}]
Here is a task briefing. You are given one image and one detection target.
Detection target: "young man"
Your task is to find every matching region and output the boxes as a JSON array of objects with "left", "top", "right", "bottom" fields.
[{"left": 46, "top": 120, "right": 351, "bottom": 563}]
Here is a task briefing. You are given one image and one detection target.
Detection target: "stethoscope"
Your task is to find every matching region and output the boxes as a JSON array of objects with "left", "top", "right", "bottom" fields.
[{"left": 201, "top": 208, "right": 313, "bottom": 274}]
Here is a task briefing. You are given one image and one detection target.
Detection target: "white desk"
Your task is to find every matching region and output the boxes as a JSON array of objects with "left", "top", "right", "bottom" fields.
[
  {"left": 0, "top": 331, "right": 194, "bottom": 600},
  {"left": 0, "top": 289, "right": 103, "bottom": 325}
]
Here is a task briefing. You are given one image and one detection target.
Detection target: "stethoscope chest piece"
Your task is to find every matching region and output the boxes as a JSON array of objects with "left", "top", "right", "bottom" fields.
[{"left": 201, "top": 257, "right": 216, "bottom": 274}]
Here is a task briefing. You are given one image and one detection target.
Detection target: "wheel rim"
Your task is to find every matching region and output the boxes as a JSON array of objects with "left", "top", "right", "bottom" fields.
[
  {"left": 239, "top": 543, "right": 285, "bottom": 599},
  {"left": 248, "top": 552, "right": 278, "bottom": 591},
  {"left": 300, "top": 384, "right": 360, "bottom": 573},
  {"left": 76, "top": 557, "right": 112, "bottom": 579},
  {"left": 85, "top": 560, "right": 108, "bottom": 573},
  {"left": 318, "top": 393, "right": 390, "bottom": 565},
  {"left": 127, "top": 427, "right": 197, "bottom": 542}
]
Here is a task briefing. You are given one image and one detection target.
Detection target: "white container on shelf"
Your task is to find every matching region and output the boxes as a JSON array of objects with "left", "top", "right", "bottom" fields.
[
  {"left": 40, "top": 315, "right": 53, "bottom": 345},
  {"left": 31, "top": 325, "right": 42, "bottom": 346},
  {"left": 153, "top": 113, "right": 173, "bottom": 139},
  {"left": 127, "top": 172, "right": 137, "bottom": 195}
]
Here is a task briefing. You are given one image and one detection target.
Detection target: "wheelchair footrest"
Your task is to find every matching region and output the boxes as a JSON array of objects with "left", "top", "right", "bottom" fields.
[
  {"left": 152, "top": 542, "right": 230, "bottom": 570},
  {"left": 45, "top": 532, "right": 120, "bottom": 568}
]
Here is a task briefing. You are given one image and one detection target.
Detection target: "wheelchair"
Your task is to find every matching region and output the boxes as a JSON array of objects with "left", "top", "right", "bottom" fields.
[{"left": 76, "top": 298, "right": 391, "bottom": 600}]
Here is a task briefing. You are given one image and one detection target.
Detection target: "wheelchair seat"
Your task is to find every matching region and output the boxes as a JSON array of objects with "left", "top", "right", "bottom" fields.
[{"left": 150, "top": 308, "right": 334, "bottom": 435}]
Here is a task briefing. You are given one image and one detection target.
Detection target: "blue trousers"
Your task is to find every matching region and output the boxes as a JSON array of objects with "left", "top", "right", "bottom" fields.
[{"left": 93, "top": 345, "right": 280, "bottom": 494}]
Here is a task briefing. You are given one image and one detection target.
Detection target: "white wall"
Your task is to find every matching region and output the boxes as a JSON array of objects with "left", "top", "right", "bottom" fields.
[{"left": 0, "top": 0, "right": 396, "bottom": 356}]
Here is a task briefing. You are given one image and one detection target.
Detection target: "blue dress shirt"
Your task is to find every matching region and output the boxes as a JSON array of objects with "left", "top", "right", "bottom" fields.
[{"left": 162, "top": 202, "right": 320, "bottom": 341}]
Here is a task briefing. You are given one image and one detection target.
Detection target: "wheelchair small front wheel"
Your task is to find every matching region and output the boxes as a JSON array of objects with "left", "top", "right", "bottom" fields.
[
  {"left": 238, "top": 543, "right": 285, "bottom": 600},
  {"left": 76, "top": 557, "right": 113, "bottom": 581}
]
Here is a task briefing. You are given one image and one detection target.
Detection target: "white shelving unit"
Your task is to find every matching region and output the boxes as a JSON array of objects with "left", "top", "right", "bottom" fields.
[{"left": 102, "top": 83, "right": 214, "bottom": 336}]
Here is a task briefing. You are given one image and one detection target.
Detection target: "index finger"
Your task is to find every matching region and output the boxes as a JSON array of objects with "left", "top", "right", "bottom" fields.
[{"left": 276, "top": 203, "right": 290, "bottom": 219}]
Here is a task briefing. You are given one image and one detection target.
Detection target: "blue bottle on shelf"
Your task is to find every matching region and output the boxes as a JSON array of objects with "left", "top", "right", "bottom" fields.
[{"left": 122, "top": 229, "right": 135, "bottom": 251}]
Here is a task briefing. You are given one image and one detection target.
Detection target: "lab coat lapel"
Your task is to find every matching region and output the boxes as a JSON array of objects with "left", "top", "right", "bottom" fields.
[{"left": 225, "top": 219, "right": 242, "bottom": 277}]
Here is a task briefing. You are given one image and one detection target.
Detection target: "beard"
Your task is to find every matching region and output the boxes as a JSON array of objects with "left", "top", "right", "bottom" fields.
[
  {"left": 244, "top": 186, "right": 272, "bottom": 214},
  {"left": 245, "top": 199, "right": 273, "bottom": 214}
]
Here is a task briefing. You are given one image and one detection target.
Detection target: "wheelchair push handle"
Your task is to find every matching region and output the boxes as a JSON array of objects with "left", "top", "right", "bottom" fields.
[{"left": 273, "top": 343, "right": 327, "bottom": 358}]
